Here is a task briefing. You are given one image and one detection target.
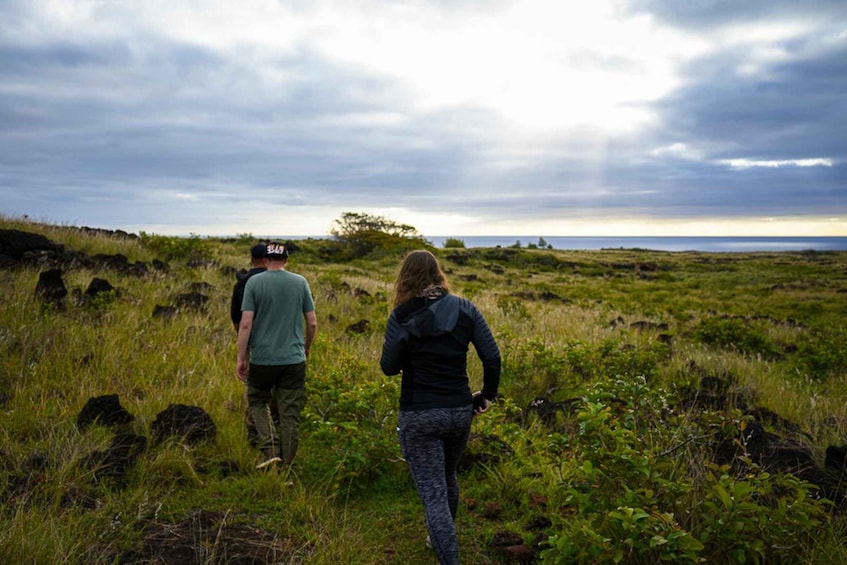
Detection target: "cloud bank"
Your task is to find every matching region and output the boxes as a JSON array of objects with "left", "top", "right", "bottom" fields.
[{"left": 1, "top": 0, "right": 845, "bottom": 236}]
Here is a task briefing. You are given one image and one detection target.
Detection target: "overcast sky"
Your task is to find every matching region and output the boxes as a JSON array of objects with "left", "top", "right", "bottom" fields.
[{"left": 1, "top": 0, "right": 845, "bottom": 237}]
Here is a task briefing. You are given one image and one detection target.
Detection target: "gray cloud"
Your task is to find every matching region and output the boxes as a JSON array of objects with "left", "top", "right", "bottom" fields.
[
  {"left": 1, "top": 0, "right": 845, "bottom": 235},
  {"left": 625, "top": 0, "right": 847, "bottom": 29},
  {"left": 620, "top": 12, "right": 847, "bottom": 219}
]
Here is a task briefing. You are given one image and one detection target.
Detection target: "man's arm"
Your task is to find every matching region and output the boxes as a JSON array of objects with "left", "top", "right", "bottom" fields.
[
  {"left": 236, "top": 310, "right": 254, "bottom": 382},
  {"left": 303, "top": 310, "right": 317, "bottom": 357},
  {"left": 230, "top": 281, "right": 244, "bottom": 332}
]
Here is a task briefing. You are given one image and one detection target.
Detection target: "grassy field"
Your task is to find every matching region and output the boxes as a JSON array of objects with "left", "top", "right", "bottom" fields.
[{"left": 1, "top": 215, "right": 846, "bottom": 564}]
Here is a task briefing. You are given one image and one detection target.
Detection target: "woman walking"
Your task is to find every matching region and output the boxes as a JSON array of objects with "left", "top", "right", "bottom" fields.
[{"left": 381, "top": 250, "right": 501, "bottom": 565}]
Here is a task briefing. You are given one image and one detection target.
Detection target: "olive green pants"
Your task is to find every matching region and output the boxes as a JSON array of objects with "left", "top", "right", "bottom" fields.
[
  {"left": 244, "top": 386, "right": 280, "bottom": 447},
  {"left": 247, "top": 362, "right": 306, "bottom": 465}
]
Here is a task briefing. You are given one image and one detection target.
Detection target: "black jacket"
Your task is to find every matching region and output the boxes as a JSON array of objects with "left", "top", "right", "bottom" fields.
[
  {"left": 380, "top": 292, "right": 501, "bottom": 411},
  {"left": 230, "top": 267, "right": 266, "bottom": 326}
]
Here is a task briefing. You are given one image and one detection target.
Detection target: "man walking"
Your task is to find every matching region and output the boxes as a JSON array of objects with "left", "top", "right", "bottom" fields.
[
  {"left": 230, "top": 243, "right": 268, "bottom": 331},
  {"left": 230, "top": 243, "right": 268, "bottom": 447},
  {"left": 236, "top": 242, "right": 317, "bottom": 469}
]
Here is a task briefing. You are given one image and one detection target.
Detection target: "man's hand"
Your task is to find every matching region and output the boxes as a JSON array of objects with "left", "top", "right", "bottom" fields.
[{"left": 236, "top": 311, "right": 254, "bottom": 384}]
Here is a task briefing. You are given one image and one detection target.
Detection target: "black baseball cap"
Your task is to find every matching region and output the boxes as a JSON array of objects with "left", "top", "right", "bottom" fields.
[
  {"left": 250, "top": 244, "right": 267, "bottom": 259},
  {"left": 265, "top": 242, "right": 289, "bottom": 259}
]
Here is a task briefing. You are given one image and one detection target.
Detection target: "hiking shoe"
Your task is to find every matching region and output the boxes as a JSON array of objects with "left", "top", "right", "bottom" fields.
[{"left": 255, "top": 456, "right": 282, "bottom": 470}]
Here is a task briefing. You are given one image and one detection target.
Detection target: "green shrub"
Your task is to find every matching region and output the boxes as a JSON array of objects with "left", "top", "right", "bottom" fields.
[
  {"left": 302, "top": 361, "right": 400, "bottom": 494},
  {"left": 443, "top": 237, "right": 465, "bottom": 248},
  {"left": 499, "top": 337, "right": 667, "bottom": 410},
  {"left": 563, "top": 339, "right": 667, "bottom": 381},
  {"left": 542, "top": 378, "right": 699, "bottom": 563},
  {"left": 693, "top": 316, "right": 776, "bottom": 358},
  {"left": 696, "top": 462, "right": 827, "bottom": 564},
  {"left": 499, "top": 337, "right": 572, "bottom": 406},
  {"left": 317, "top": 230, "right": 431, "bottom": 261},
  {"left": 325, "top": 211, "right": 432, "bottom": 260},
  {"left": 138, "top": 232, "right": 211, "bottom": 261},
  {"left": 541, "top": 377, "right": 830, "bottom": 564},
  {"left": 543, "top": 508, "right": 703, "bottom": 564},
  {"left": 495, "top": 294, "right": 530, "bottom": 319},
  {"left": 791, "top": 325, "right": 847, "bottom": 380}
]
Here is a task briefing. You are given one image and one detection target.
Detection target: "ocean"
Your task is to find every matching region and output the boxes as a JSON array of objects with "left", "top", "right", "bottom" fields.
[
  {"left": 415, "top": 236, "right": 847, "bottom": 252},
  {"left": 272, "top": 236, "right": 847, "bottom": 252}
]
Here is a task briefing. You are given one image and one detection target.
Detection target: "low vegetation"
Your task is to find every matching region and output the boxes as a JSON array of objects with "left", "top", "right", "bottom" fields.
[{"left": 1, "top": 213, "right": 846, "bottom": 564}]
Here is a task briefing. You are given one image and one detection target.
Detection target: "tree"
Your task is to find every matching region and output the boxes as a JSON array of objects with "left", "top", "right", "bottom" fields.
[
  {"left": 443, "top": 237, "right": 466, "bottom": 248},
  {"left": 326, "top": 212, "right": 428, "bottom": 260},
  {"left": 331, "top": 212, "right": 419, "bottom": 241}
]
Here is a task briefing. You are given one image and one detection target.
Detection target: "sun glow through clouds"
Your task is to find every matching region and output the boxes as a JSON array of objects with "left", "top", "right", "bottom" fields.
[{"left": 1, "top": 0, "right": 845, "bottom": 237}]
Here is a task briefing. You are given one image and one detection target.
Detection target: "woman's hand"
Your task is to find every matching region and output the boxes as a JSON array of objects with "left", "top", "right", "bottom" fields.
[{"left": 472, "top": 391, "right": 490, "bottom": 416}]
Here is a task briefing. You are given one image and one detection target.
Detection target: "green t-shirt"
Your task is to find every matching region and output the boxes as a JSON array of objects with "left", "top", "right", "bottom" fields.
[{"left": 242, "top": 269, "right": 315, "bottom": 365}]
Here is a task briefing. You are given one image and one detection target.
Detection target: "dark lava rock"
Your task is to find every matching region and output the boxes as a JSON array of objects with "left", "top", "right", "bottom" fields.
[
  {"left": 151, "top": 404, "right": 216, "bottom": 445},
  {"left": 77, "top": 394, "right": 136, "bottom": 430},
  {"left": 35, "top": 268, "right": 67, "bottom": 305}
]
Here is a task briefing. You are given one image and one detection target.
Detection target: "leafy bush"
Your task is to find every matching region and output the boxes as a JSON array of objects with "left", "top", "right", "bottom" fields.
[
  {"left": 542, "top": 378, "right": 700, "bottom": 563},
  {"left": 696, "top": 462, "right": 826, "bottom": 564},
  {"left": 325, "top": 211, "right": 432, "bottom": 260},
  {"left": 496, "top": 295, "right": 530, "bottom": 319},
  {"left": 541, "top": 378, "right": 830, "bottom": 564},
  {"left": 694, "top": 316, "right": 777, "bottom": 358},
  {"left": 443, "top": 237, "right": 465, "bottom": 248},
  {"left": 791, "top": 325, "right": 847, "bottom": 380},
  {"left": 138, "top": 232, "right": 211, "bottom": 261},
  {"left": 499, "top": 337, "right": 667, "bottom": 410},
  {"left": 499, "top": 337, "right": 573, "bottom": 406},
  {"left": 480, "top": 247, "right": 565, "bottom": 271},
  {"left": 303, "top": 361, "right": 400, "bottom": 493},
  {"left": 563, "top": 339, "right": 667, "bottom": 381},
  {"left": 331, "top": 212, "right": 418, "bottom": 240}
]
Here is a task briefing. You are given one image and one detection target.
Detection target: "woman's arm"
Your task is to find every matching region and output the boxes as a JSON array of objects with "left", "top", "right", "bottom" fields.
[
  {"left": 380, "top": 311, "right": 407, "bottom": 375},
  {"left": 470, "top": 304, "right": 501, "bottom": 400}
]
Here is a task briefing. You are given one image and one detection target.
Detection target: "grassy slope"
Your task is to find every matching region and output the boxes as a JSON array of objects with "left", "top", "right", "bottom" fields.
[{"left": 1, "top": 217, "right": 846, "bottom": 563}]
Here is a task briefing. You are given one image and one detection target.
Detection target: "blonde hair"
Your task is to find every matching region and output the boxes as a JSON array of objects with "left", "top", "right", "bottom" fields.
[{"left": 393, "top": 250, "right": 451, "bottom": 307}]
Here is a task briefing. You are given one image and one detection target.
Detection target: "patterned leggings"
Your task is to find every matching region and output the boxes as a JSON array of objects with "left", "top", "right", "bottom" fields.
[{"left": 398, "top": 405, "right": 473, "bottom": 565}]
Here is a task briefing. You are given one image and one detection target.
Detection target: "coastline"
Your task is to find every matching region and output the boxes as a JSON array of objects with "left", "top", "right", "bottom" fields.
[{"left": 266, "top": 236, "right": 847, "bottom": 252}]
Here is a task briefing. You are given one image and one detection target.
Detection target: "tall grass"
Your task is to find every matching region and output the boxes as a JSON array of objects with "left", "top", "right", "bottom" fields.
[{"left": 1, "top": 217, "right": 846, "bottom": 563}]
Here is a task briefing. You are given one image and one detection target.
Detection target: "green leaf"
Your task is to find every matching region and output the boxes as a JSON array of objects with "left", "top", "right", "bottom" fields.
[{"left": 714, "top": 483, "right": 733, "bottom": 510}]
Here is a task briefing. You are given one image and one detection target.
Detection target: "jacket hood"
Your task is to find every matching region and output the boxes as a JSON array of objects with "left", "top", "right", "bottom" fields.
[
  {"left": 236, "top": 267, "right": 266, "bottom": 282},
  {"left": 401, "top": 294, "right": 459, "bottom": 338}
]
